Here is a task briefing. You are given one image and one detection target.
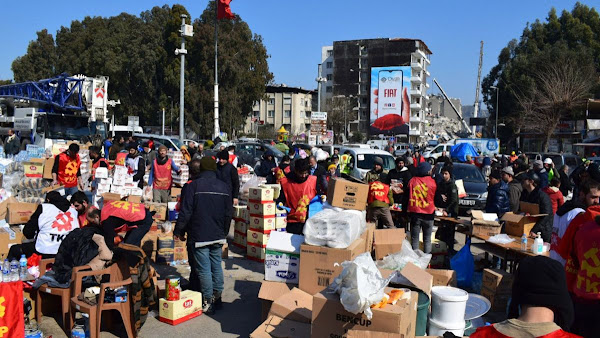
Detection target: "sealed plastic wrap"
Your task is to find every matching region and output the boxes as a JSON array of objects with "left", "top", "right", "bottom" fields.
[
  {"left": 376, "top": 239, "right": 432, "bottom": 270},
  {"left": 240, "top": 174, "right": 261, "bottom": 202},
  {"left": 329, "top": 253, "right": 393, "bottom": 319},
  {"left": 3, "top": 171, "right": 23, "bottom": 194},
  {"left": 303, "top": 209, "right": 366, "bottom": 248}
]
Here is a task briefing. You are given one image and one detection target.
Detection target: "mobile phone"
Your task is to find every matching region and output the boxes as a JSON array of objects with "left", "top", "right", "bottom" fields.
[{"left": 377, "top": 69, "right": 403, "bottom": 117}]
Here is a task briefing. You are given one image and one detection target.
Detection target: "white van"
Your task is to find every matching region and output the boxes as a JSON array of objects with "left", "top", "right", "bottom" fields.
[
  {"left": 340, "top": 147, "right": 395, "bottom": 181},
  {"left": 422, "top": 144, "right": 453, "bottom": 163}
]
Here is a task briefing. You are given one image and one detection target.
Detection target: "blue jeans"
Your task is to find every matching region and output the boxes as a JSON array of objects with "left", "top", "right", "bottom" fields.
[
  {"left": 411, "top": 215, "right": 434, "bottom": 254},
  {"left": 64, "top": 186, "right": 79, "bottom": 197},
  {"left": 192, "top": 243, "right": 224, "bottom": 302}
]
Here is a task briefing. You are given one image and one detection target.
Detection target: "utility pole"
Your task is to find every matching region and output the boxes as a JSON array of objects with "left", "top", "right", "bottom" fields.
[
  {"left": 175, "top": 14, "right": 193, "bottom": 141},
  {"left": 213, "top": 4, "right": 220, "bottom": 140},
  {"left": 472, "top": 41, "right": 484, "bottom": 137},
  {"left": 162, "top": 108, "right": 165, "bottom": 136}
]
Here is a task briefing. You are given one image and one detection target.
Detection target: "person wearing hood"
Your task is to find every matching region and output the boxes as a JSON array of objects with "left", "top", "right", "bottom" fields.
[
  {"left": 277, "top": 158, "right": 318, "bottom": 235},
  {"left": 520, "top": 171, "right": 554, "bottom": 242},
  {"left": 481, "top": 156, "right": 492, "bottom": 181},
  {"left": 471, "top": 256, "right": 578, "bottom": 338},
  {"left": 125, "top": 143, "right": 145, "bottom": 189},
  {"left": 216, "top": 150, "right": 240, "bottom": 205},
  {"left": 570, "top": 159, "right": 590, "bottom": 197},
  {"left": 407, "top": 162, "right": 437, "bottom": 253},
  {"left": 533, "top": 159, "right": 549, "bottom": 189},
  {"left": 485, "top": 171, "right": 510, "bottom": 216},
  {"left": 435, "top": 166, "right": 459, "bottom": 217},
  {"left": 543, "top": 178, "right": 564, "bottom": 214},
  {"left": 9, "top": 191, "right": 79, "bottom": 259},
  {"left": 149, "top": 145, "right": 181, "bottom": 203},
  {"left": 255, "top": 150, "right": 278, "bottom": 183},
  {"left": 366, "top": 157, "right": 394, "bottom": 229},
  {"left": 501, "top": 166, "right": 522, "bottom": 213},
  {"left": 180, "top": 145, "right": 192, "bottom": 163}
]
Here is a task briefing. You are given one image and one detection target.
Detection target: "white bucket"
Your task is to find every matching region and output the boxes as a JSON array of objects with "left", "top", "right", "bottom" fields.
[
  {"left": 430, "top": 286, "right": 469, "bottom": 324},
  {"left": 428, "top": 316, "right": 465, "bottom": 337}
]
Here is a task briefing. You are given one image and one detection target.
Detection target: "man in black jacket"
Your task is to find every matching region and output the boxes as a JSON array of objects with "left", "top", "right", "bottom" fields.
[
  {"left": 388, "top": 157, "right": 412, "bottom": 228},
  {"left": 255, "top": 150, "right": 277, "bottom": 183},
  {"left": 174, "top": 157, "right": 233, "bottom": 314},
  {"left": 309, "top": 155, "right": 328, "bottom": 194},
  {"left": 502, "top": 166, "right": 522, "bottom": 213},
  {"left": 520, "top": 171, "right": 554, "bottom": 242},
  {"left": 435, "top": 151, "right": 452, "bottom": 165},
  {"left": 434, "top": 167, "right": 459, "bottom": 217},
  {"left": 216, "top": 150, "right": 240, "bottom": 205}
]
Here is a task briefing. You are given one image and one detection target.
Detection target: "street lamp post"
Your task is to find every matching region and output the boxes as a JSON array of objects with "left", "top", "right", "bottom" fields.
[
  {"left": 175, "top": 14, "right": 193, "bottom": 141},
  {"left": 490, "top": 85, "right": 499, "bottom": 139},
  {"left": 315, "top": 64, "right": 327, "bottom": 112}
]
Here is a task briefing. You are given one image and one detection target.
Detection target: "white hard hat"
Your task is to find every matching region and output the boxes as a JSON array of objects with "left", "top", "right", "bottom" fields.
[{"left": 544, "top": 158, "right": 553, "bottom": 165}]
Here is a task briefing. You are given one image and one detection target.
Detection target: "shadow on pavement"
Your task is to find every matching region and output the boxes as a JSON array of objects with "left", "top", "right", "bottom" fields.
[{"left": 211, "top": 279, "right": 263, "bottom": 336}]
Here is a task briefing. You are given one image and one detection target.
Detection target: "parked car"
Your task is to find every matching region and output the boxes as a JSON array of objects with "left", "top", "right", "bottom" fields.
[
  {"left": 205, "top": 142, "right": 284, "bottom": 168},
  {"left": 340, "top": 147, "right": 395, "bottom": 182},
  {"left": 541, "top": 153, "right": 580, "bottom": 176},
  {"left": 133, "top": 133, "right": 181, "bottom": 151},
  {"left": 433, "top": 163, "right": 487, "bottom": 215},
  {"left": 525, "top": 152, "right": 542, "bottom": 162},
  {"left": 423, "top": 144, "right": 453, "bottom": 163},
  {"left": 394, "top": 143, "right": 410, "bottom": 157}
]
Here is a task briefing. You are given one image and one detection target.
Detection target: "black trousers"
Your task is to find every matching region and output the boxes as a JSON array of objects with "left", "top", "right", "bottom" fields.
[{"left": 7, "top": 242, "right": 55, "bottom": 260}]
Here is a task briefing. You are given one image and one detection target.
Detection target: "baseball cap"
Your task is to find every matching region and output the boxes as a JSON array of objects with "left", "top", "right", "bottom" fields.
[{"left": 544, "top": 158, "right": 553, "bottom": 165}]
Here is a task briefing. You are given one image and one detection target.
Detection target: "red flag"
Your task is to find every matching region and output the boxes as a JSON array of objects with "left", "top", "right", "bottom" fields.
[
  {"left": 217, "top": 0, "right": 235, "bottom": 20},
  {"left": 0, "top": 282, "right": 25, "bottom": 338}
]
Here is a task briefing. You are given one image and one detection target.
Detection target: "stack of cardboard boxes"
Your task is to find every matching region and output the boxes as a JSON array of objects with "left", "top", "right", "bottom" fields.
[
  {"left": 172, "top": 165, "right": 189, "bottom": 186},
  {"left": 481, "top": 268, "right": 514, "bottom": 312},
  {"left": 233, "top": 205, "right": 248, "bottom": 249},
  {"left": 246, "top": 187, "right": 277, "bottom": 262}
]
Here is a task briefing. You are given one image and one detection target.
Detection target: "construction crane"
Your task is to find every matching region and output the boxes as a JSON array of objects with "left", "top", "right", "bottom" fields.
[
  {"left": 433, "top": 78, "right": 472, "bottom": 134},
  {"left": 472, "top": 41, "right": 484, "bottom": 137}
]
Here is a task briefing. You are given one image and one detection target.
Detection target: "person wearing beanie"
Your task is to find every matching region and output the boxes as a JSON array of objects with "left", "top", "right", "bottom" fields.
[
  {"left": 485, "top": 170, "right": 510, "bottom": 216},
  {"left": 141, "top": 141, "right": 156, "bottom": 171},
  {"left": 502, "top": 166, "right": 522, "bottom": 213},
  {"left": 255, "top": 150, "right": 278, "bottom": 184},
  {"left": 174, "top": 156, "right": 232, "bottom": 315},
  {"left": 434, "top": 166, "right": 459, "bottom": 217},
  {"left": 149, "top": 145, "right": 181, "bottom": 203},
  {"left": 407, "top": 161, "right": 437, "bottom": 253},
  {"left": 52, "top": 143, "right": 83, "bottom": 196},
  {"left": 471, "top": 256, "right": 579, "bottom": 338},
  {"left": 216, "top": 150, "right": 240, "bottom": 205},
  {"left": 276, "top": 157, "right": 318, "bottom": 235},
  {"left": 326, "top": 163, "right": 339, "bottom": 182},
  {"left": 366, "top": 157, "right": 394, "bottom": 229},
  {"left": 365, "top": 156, "right": 388, "bottom": 184},
  {"left": 125, "top": 142, "right": 145, "bottom": 189},
  {"left": 533, "top": 159, "right": 549, "bottom": 188},
  {"left": 521, "top": 170, "right": 554, "bottom": 242}
]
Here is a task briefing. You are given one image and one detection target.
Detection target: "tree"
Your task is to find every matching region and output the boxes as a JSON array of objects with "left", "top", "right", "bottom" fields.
[
  {"left": 0, "top": 80, "right": 11, "bottom": 85},
  {"left": 11, "top": 29, "right": 57, "bottom": 82}
]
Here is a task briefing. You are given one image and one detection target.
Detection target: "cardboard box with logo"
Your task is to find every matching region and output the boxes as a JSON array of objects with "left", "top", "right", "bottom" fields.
[
  {"left": 373, "top": 228, "right": 405, "bottom": 260},
  {"left": 249, "top": 216, "right": 275, "bottom": 232},
  {"left": 361, "top": 223, "right": 375, "bottom": 254},
  {"left": 269, "top": 287, "right": 313, "bottom": 323},
  {"left": 7, "top": 201, "right": 38, "bottom": 225},
  {"left": 265, "top": 232, "right": 303, "bottom": 284},
  {"left": 248, "top": 201, "right": 276, "bottom": 217},
  {"left": 159, "top": 290, "right": 203, "bottom": 325},
  {"left": 258, "top": 281, "right": 295, "bottom": 321},
  {"left": 501, "top": 202, "right": 547, "bottom": 237},
  {"left": 0, "top": 227, "right": 24, "bottom": 257},
  {"left": 23, "top": 158, "right": 45, "bottom": 178},
  {"left": 326, "top": 178, "right": 369, "bottom": 211},
  {"left": 299, "top": 237, "right": 366, "bottom": 295},
  {"left": 247, "top": 243, "right": 267, "bottom": 262},
  {"left": 249, "top": 187, "right": 274, "bottom": 202},
  {"left": 146, "top": 203, "right": 167, "bottom": 221}
]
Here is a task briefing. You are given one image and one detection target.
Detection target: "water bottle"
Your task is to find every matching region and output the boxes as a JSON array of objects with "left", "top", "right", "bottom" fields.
[
  {"left": 71, "top": 324, "right": 86, "bottom": 338},
  {"left": 520, "top": 233, "right": 528, "bottom": 251},
  {"left": 19, "top": 255, "right": 27, "bottom": 280},
  {"left": 2, "top": 260, "right": 10, "bottom": 282},
  {"left": 10, "top": 259, "right": 18, "bottom": 281}
]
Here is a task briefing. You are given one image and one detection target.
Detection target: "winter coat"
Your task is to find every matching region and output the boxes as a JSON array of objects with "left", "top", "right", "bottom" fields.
[
  {"left": 520, "top": 187, "right": 554, "bottom": 242},
  {"left": 388, "top": 166, "right": 412, "bottom": 209},
  {"left": 535, "top": 168, "right": 549, "bottom": 189},
  {"left": 174, "top": 171, "right": 233, "bottom": 244},
  {"left": 559, "top": 170, "right": 572, "bottom": 197},
  {"left": 365, "top": 169, "right": 389, "bottom": 184},
  {"left": 217, "top": 162, "right": 240, "bottom": 199},
  {"left": 435, "top": 156, "right": 451, "bottom": 165},
  {"left": 543, "top": 186, "right": 564, "bottom": 214},
  {"left": 4, "top": 135, "right": 20, "bottom": 155},
  {"left": 52, "top": 226, "right": 106, "bottom": 284},
  {"left": 434, "top": 179, "right": 459, "bottom": 216},
  {"left": 507, "top": 180, "right": 523, "bottom": 213},
  {"left": 485, "top": 181, "right": 511, "bottom": 215}
]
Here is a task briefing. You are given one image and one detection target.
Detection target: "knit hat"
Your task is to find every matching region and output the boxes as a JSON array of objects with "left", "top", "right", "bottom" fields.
[
  {"left": 417, "top": 161, "right": 432, "bottom": 176},
  {"left": 501, "top": 166, "right": 514, "bottom": 176},
  {"left": 374, "top": 156, "right": 384, "bottom": 166},
  {"left": 489, "top": 171, "right": 501, "bottom": 181},
  {"left": 217, "top": 150, "right": 229, "bottom": 160},
  {"left": 328, "top": 164, "right": 337, "bottom": 171},
  {"left": 200, "top": 157, "right": 217, "bottom": 172},
  {"left": 508, "top": 256, "right": 574, "bottom": 330},
  {"left": 126, "top": 143, "right": 138, "bottom": 151},
  {"left": 533, "top": 159, "right": 544, "bottom": 169}
]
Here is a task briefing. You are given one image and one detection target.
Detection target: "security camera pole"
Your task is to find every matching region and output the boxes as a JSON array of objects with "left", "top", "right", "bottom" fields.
[{"left": 175, "top": 14, "right": 193, "bottom": 141}]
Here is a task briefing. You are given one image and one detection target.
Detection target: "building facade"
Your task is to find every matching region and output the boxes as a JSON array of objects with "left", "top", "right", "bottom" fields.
[
  {"left": 428, "top": 95, "right": 462, "bottom": 120},
  {"left": 318, "top": 38, "right": 432, "bottom": 143},
  {"left": 319, "top": 46, "right": 334, "bottom": 113},
  {"left": 244, "top": 85, "right": 315, "bottom": 137}
]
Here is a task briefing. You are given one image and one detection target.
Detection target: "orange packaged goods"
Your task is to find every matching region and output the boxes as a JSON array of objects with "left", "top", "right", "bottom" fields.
[
  {"left": 159, "top": 290, "right": 203, "bottom": 325},
  {"left": 249, "top": 216, "right": 275, "bottom": 231},
  {"left": 248, "top": 201, "right": 276, "bottom": 217}
]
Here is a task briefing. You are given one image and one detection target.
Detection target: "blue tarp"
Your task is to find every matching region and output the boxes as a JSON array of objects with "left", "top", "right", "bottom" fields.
[{"left": 450, "top": 143, "right": 479, "bottom": 162}]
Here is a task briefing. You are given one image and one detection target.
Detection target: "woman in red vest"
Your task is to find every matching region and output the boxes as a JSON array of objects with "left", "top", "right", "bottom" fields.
[
  {"left": 277, "top": 158, "right": 317, "bottom": 235},
  {"left": 52, "top": 143, "right": 82, "bottom": 196},
  {"left": 407, "top": 162, "right": 437, "bottom": 253}
]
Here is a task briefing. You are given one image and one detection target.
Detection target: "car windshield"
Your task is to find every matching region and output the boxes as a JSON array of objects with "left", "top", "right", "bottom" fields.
[
  {"left": 170, "top": 138, "right": 182, "bottom": 149},
  {"left": 46, "top": 115, "right": 92, "bottom": 140},
  {"left": 543, "top": 155, "right": 563, "bottom": 167},
  {"left": 357, "top": 154, "right": 395, "bottom": 170},
  {"left": 452, "top": 165, "right": 486, "bottom": 183},
  {"left": 264, "top": 144, "right": 284, "bottom": 157}
]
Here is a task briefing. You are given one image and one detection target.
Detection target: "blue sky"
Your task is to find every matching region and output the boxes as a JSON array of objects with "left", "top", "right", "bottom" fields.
[{"left": 0, "top": 0, "right": 591, "bottom": 105}]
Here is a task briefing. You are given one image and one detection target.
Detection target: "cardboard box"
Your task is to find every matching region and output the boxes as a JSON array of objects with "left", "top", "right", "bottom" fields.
[
  {"left": 247, "top": 243, "right": 266, "bottom": 262},
  {"left": 0, "top": 227, "right": 24, "bottom": 257},
  {"left": 7, "top": 201, "right": 38, "bottom": 224},
  {"left": 426, "top": 269, "right": 457, "bottom": 287},
  {"left": 233, "top": 231, "right": 246, "bottom": 248},
  {"left": 248, "top": 201, "right": 276, "bottom": 217},
  {"left": 234, "top": 205, "right": 248, "bottom": 220},
  {"left": 147, "top": 203, "right": 168, "bottom": 221},
  {"left": 483, "top": 268, "right": 514, "bottom": 292},
  {"left": 269, "top": 288, "right": 313, "bottom": 323},
  {"left": 158, "top": 290, "right": 203, "bottom": 325},
  {"left": 43, "top": 157, "right": 55, "bottom": 180},
  {"left": 174, "top": 246, "right": 187, "bottom": 261},
  {"left": 362, "top": 223, "right": 376, "bottom": 254},
  {"left": 171, "top": 187, "right": 182, "bottom": 200},
  {"left": 247, "top": 229, "right": 270, "bottom": 246},
  {"left": 502, "top": 202, "right": 546, "bottom": 237},
  {"left": 234, "top": 220, "right": 248, "bottom": 234},
  {"left": 249, "top": 187, "right": 274, "bottom": 202},
  {"left": 299, "top": 237, "right": 366, "bottom": 295},
  {"left": 127, "top": 196, "right": 142, "bottom": 203},
  {"left": 379, "top": 263, "right": 433, "bottom": 298},
  {"left": 258, "top": 281, "right": 295, "bottom": 321},
  {"left": 265, "top": 232, "right": 303, "bottom": 284},
  {"left": 373, "top": 228, "right": 405, "bottom": 260},
  {"left": 311, "top": 288, "right": 417, "bottom": 338},
  {"left": 250, "top": 216, "right": 276, "bottom": 231},
  {"left": 94, "top": 167, "right": 109, "bottom": 179},
  {"left": 326, "top": 178, "right": 369, "bottom": 211},
  {"left": 275, "top": 215, "right": 287, "bottom": 229},
  {"left": 250, "top": 315, "right": 311, "bottom": 338},
  {"left": 23, "top": 158, "right": 45, "bottom": 178},
  {"left": 481, "top": 286, "right": 511, "bottom": 312},
  {"left": 41, "top": 184, "right": 64, "bottom": 194},
  {"left": 102, "top": 193, "right": 123, "bottom": 202}
]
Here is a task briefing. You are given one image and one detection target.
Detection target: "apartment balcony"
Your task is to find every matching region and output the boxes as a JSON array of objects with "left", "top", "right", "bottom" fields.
[
  {"left": 410, "top": 102, "right": 422, "bottom": 110},
  {"left": 411, "top": 62, "right": 423, "bottom": 71},
  {"left": 410, "top": 88, "right": 422, "bottom": 96},
  {"left": 413, "top": 49, "right": 427, "bottom": 60},
  {"left": 425, "top": 82, "right": 430, "bottom": 89},
  {"left": 424, "top": 69, "right": 431, "bottom": 77},
  {"left": 410, "top": 76, "right": 422, "bottom": 84}
]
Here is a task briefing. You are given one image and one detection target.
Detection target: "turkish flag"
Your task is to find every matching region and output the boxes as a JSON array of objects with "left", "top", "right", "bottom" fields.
[{"left": 217, "top": 0, "right": 235, "bottom": 20}]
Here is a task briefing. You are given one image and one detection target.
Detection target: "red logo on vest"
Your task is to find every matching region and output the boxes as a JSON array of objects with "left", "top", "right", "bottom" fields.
[{"left": 51, "top": 211, "right": 74, "bottom": 232}]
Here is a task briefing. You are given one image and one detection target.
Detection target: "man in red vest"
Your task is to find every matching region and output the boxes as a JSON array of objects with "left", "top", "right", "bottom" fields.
[
  {"left": 149, "top": 145, "right": 181, "bottom": 203},
  {"left": 366, "top": 157, "right": 394, "bottom": 229},
  {"left": 70, "top": 191, "right": 97, "bottom": 228},
  {"left": 52, "top": 143, "right": 83, "bottom": 196},
  {"left": 277, "top": 158, "right": 317, "bottom": 235},
  {"left": 88, "top": 199, "right": 152, "bottom": 247},
  {"left": 407, "top": 161, "right": 437, "bottom": 253}
]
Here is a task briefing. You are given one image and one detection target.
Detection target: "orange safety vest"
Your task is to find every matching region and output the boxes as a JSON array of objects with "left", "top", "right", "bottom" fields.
[
  {"left": 510, "top": 155, "right": 518, "bottom": 163},
  {"left": 57, "top": 152, "right": 81, "bottom": 188},
  {"left": 228, "top": 153, "right": 237, "bottom": 165},
  {"left": 368, "top": 181, "right": 390, "bottom": 204},
  {"left": 573, "top": 220, "right": 600, "bottom": 300},
  {"left": 281, "top": 175, "right": 317, "bottom": 223},
  {"left": 101, "top": 200, "right": 146, "bottom": 223},
  {"left": 92, "top": 158, "right": 112, "bottom": 179},
  {"left": 407, "top": 176, "right": 437, "bottom": 214},
  {"left": 115, "top": 152, "right": 127, "bottom": 166},
  {"left": 153, "top": 158, "right": 173, "bottom": 190}
]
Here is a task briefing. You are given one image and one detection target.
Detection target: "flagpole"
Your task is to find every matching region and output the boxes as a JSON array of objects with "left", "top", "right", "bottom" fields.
[{"left": 213, "top": 0, "right": 220, "bottom": 140}]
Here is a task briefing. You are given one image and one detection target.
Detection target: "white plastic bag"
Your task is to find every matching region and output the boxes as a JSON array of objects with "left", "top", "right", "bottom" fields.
[
  {"left": 240, "top": 174, "right": 261, "bottom": 201},
  {"left": 303, "top": 209, "right": 366, "bottom": 248},
  {"left": 330, "top": 253, "right": 393, "bottom": 319},
  {"left": 376, "top": 239, "right": 432, "bottom": 270},
  {"left": 488, "top": 234, "right": 515, "bottom": 244}
]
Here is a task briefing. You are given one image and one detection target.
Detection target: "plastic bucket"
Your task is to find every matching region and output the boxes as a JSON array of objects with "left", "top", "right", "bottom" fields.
[
  {"left": 428, "top": 316, "right": 465, "bottom": 337},
  {"left": 415, "top": 291, "right": 430, "bottom": 336},
  {"left": 430, "top": 286, "right": 469, "bottom": 324}
]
